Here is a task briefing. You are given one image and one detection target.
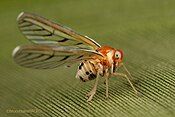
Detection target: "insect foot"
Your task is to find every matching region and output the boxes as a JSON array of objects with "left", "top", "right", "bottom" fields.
[{"left": 86, "top": 90, "right": 96, "bottom": 102}]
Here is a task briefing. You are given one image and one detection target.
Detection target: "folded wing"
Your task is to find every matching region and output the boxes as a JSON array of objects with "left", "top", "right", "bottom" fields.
[
  {"left": 17, "top": 12, "right": 101, "bottom": 50},
  {"left": 12, "top": 45, "right": 103, "bottom": 69}
]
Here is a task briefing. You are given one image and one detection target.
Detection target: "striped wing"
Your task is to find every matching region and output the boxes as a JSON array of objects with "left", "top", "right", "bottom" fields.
[
  {"left": 17, "top": 12, "right": 101, "bottom": 50},
  {"left": 12, "top": 45, "right": 103, "bottom": 69}
]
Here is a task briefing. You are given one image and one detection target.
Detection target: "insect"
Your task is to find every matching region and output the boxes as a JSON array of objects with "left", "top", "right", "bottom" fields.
[{"left": 12, "top": 12, "right": 138, "bottom": 102}]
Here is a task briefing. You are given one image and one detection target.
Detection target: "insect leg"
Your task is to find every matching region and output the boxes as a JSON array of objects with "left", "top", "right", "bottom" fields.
[
  {"left": 105, "top": 69, "right": 110, "bottom": 99},
  {"left": 119, "top": 63, "right": 133, "bottom": 80},
  {"left": 112, "top": 72, "right": 138, "bottom": 95},
  {"left": 105, "top": 77, "right": 109, "bottom": 99},
  {"left": 86, "top": 71, "right": 100, "bottom": 102}
]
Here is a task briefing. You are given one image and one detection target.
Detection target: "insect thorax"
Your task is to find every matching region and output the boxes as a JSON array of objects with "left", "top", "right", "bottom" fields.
[{"left": 76, "top": 59, "right": 104, "bottom": 82}]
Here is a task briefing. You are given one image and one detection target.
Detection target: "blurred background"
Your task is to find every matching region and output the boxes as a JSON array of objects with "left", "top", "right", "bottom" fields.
[{"left": 0, "top": 0, "right": 175, "bottom": 117}]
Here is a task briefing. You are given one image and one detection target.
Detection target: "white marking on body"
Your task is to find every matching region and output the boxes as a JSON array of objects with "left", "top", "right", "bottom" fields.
[
  {"left": 98, "top": 63, "right": 104, "bottom": 76},
  {"left": 106, "top": 50, "right": 114, "bottom": 65},
  {"left": 81, "top": 64, "right": 86, "bottom": 76},
  {"left": 88, "top": 61, "right": 96, "bottom": 74},
  {"left": 111, "top": 63, "right": 114, "bottom": 74},
  {"left": 83, "top": 62, "right": 89, "bottom": 72},
  {"left": 106, "top": 50, "right": 115, "bottom": 74}
]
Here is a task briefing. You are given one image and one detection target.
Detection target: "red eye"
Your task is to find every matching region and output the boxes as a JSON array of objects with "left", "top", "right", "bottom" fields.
[{"left": 117, "top": 50, "right": 123, "bottom": 60}]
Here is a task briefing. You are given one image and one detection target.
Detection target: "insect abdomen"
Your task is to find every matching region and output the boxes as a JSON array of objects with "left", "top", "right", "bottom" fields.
[{"left": 76, "top": 60, "right": 98, "bottom": 82}]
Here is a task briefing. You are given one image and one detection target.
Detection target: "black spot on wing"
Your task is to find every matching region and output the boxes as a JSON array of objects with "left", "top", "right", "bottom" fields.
[
  {"left": 18, "top": 54, "right": 45, "bottom": 63},
  {"left": 14, "top": 53, "right": 32, "bottom": 60},
  {"left": 24, "top": 60, "right": 65, "bottom": 69},
  {"left": 43, "top": 54, "right": 54, "bottom": 61},
  {"left": 60, "top": 56, "right": 70, "bottom": 61},
  {"left": 58, "top": 38, "right": 69, "bottom": 42},
  {"left": 76, "top": 55, "right": 84, "bottom": 59},
  {"left": 24, "top": 32, "right": 53, "bottom": 37},
  {"left": 17, "top": 54, "right": 55, "bottom": 67},
  {"left": 43, "top": 33, "right": 53, "bottom": 36},
  {"left": 66, "top": 65, "right": 71, "bottom": 68},
  {"left": 75, "top": 42, "right": 83, "bottom": 45},
  {"left": 21, "top": 28, "right": 45, "bottom": 31},
  {"left": 19, "top": 22, "right": 33, "bottom": 28}
]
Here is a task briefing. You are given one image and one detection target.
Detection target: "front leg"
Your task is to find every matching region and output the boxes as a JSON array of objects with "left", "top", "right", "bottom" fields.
[
  {"left": 103, "top": 69, "right": 110, "bottom": 99},
  {"left": 112, "top": 73, "right": 138, "bottom": 95},
  {"left": 105, "top": 76, "right": 109, "bottom": 99},
  {"left": 105, "top": 69, "right": 110, "bottom": 99}
]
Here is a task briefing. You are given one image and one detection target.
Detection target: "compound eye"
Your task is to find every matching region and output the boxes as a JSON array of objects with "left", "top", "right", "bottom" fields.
[
  {"left": 115, "top": 51, "right": 121, "bottom": 59},
  {"left": 116, "top": 54, "right": 119, "bottom": 59}
]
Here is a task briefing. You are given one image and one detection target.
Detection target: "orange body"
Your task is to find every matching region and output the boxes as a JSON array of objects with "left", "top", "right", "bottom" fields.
[{"left": 96, "top": 45, "right": 123, "bottom": 67}]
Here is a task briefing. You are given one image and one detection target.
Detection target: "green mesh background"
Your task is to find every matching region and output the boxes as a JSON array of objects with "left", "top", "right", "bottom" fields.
[{"left": 1, "top": 0, "right": 175, "bottom": 117}]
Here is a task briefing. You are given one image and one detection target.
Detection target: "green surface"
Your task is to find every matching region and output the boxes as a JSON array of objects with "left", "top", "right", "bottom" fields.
[{"left": 1, "top": 0, "right": 175, "bottom": 117}]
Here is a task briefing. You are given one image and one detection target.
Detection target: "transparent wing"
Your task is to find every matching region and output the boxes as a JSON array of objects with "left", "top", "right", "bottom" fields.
[
  {"left": 17, "top": 12, "right": 101, "bottom": 50},
  {"left": 12, "top": 45, "right": 103, "bottom": 69}
]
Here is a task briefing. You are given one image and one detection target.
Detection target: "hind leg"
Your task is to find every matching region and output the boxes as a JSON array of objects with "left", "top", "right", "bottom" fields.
[{"left": 86, "top": 71, "right": 100, "bottom": 102}]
